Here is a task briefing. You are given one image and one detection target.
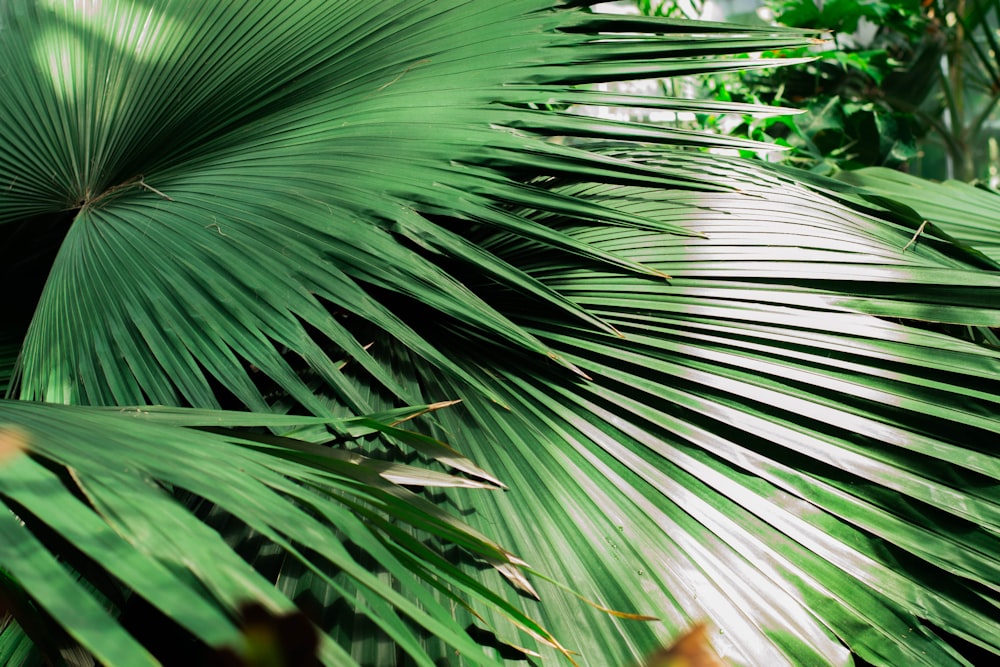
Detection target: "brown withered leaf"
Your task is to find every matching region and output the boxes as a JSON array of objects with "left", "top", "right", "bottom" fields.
[
  {"left": 0, "top": 425, "right": 29, "bottom": 465},
  {"left": 640, "top": 623, "right": 727, "bottom": 667}
]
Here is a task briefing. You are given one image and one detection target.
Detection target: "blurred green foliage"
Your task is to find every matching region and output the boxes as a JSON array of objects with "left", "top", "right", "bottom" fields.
[
  {"left": 639, "top": 0, "right": 1000, "bottom": 180},
  {"left": 767, "top": 0, "right": 925, "bottom": 34}
]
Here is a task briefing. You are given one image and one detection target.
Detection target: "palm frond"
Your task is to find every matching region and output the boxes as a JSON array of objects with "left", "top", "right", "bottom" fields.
[
  {"left": 3, "top": 0, "right": 819, "bottom": 409},
  {"left": 3, "top": 1, "right": 1000, "bottom": 666},
  {"left": 839, "top": 167, "right": 1000, "bottom": 264},
  {"left": 0, "top": 401, "right": 541, "bottom": 666},
  {"left": 365, "top": 150, "right": 1000, "bottom": 666}
]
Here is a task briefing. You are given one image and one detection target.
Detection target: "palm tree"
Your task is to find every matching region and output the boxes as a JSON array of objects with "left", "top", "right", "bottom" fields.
[{"left": 3, "top": 1, "right": 1000, "bottom": 665}]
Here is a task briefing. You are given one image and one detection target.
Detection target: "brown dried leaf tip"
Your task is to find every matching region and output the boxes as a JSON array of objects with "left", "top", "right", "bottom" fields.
[
  {"left": 0, "top": 425, "right": 29, "bottom": 465},
  {"left": 640, "top": 623, "right": 728, "bottom": 667}
]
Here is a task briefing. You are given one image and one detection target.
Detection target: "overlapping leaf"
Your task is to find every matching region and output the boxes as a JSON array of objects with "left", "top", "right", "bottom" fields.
[
  {"left": 839, "top": 167, "right": 1000, "bottom": 264},
  {"left": 345, "top": 150, "right": 1000, "bottom": 666},
  {"left": 0, "top": 400, "right": 548, "bottom": 666}
]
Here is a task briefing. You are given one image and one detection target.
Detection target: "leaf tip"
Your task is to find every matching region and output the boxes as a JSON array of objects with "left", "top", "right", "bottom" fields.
[
  {"left": 427, "top": 399, "right": 463, "bottom": 410},
  {"left": 548, "top": 352, "right": 592, "bottom": 381},
  {"left": 0, "top": 425, "right": 29, "bottom": 465}
]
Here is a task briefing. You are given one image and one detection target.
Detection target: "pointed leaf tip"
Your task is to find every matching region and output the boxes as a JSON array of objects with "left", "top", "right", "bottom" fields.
[
  {"left": 548, "top": 352, "right": 593, "bottom": 381},
  {"left": 492, "top": 560, "right": 541, "bottom": 600},
  {"left": 426, "top": 399, "right": 463, "bottom": 411}
]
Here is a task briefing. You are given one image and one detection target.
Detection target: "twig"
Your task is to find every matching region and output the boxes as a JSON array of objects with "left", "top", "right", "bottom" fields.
[
  {"left": 377, "top": 59, "right": 432, "bottom": 91},
  {"left": 137, "top": 176, "right": 174, "bottom": 201},
  {"left": 902, "top": 220, "right": 929, "bottom": 252}
]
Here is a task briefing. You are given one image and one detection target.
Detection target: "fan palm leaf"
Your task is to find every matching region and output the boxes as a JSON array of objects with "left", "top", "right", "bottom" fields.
[
  {"left": 838, "top": 166, "right": 1000, "bottom": 264},
  {"left": 0, "top": 401, "right": 546, "bottom": 666},
  {"left": 402, "top": 152, "right": 1000, "bottom": 665},
  {"left": 3, "top": 1, "right": 1000, "bottom": 666}
]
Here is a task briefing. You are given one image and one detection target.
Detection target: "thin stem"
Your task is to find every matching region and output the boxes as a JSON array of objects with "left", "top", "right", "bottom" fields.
[
  {"left": 970, "top": 90, "right": 1000, "bottom": 137},
  {"left": 882, "top": 93, "right": 967, "bottom": 160},
  {"left": 957, "top": 0, "right": 1000, "bottom": 87}
]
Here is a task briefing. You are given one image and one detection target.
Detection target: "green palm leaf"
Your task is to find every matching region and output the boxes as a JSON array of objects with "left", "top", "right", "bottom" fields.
[
  {"left": 0, "top": 401, "right": 546, "bottom": 666},
  {"left": 838, "top": 167, "right": 1000, "bottom": 264},
  {"left": 403, "top": 152, "right": 1000, "bottom": 665},
  {"left": 3, "top": 1, "right": 1000, "bottom": 666},
  {"left": 5, "top": 0, "right": 816, "bottom": 409}
]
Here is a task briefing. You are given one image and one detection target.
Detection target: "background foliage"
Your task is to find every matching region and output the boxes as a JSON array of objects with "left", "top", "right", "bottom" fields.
[{"left": 634, "top": 0, "right": 1000, "bottom": 180}]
